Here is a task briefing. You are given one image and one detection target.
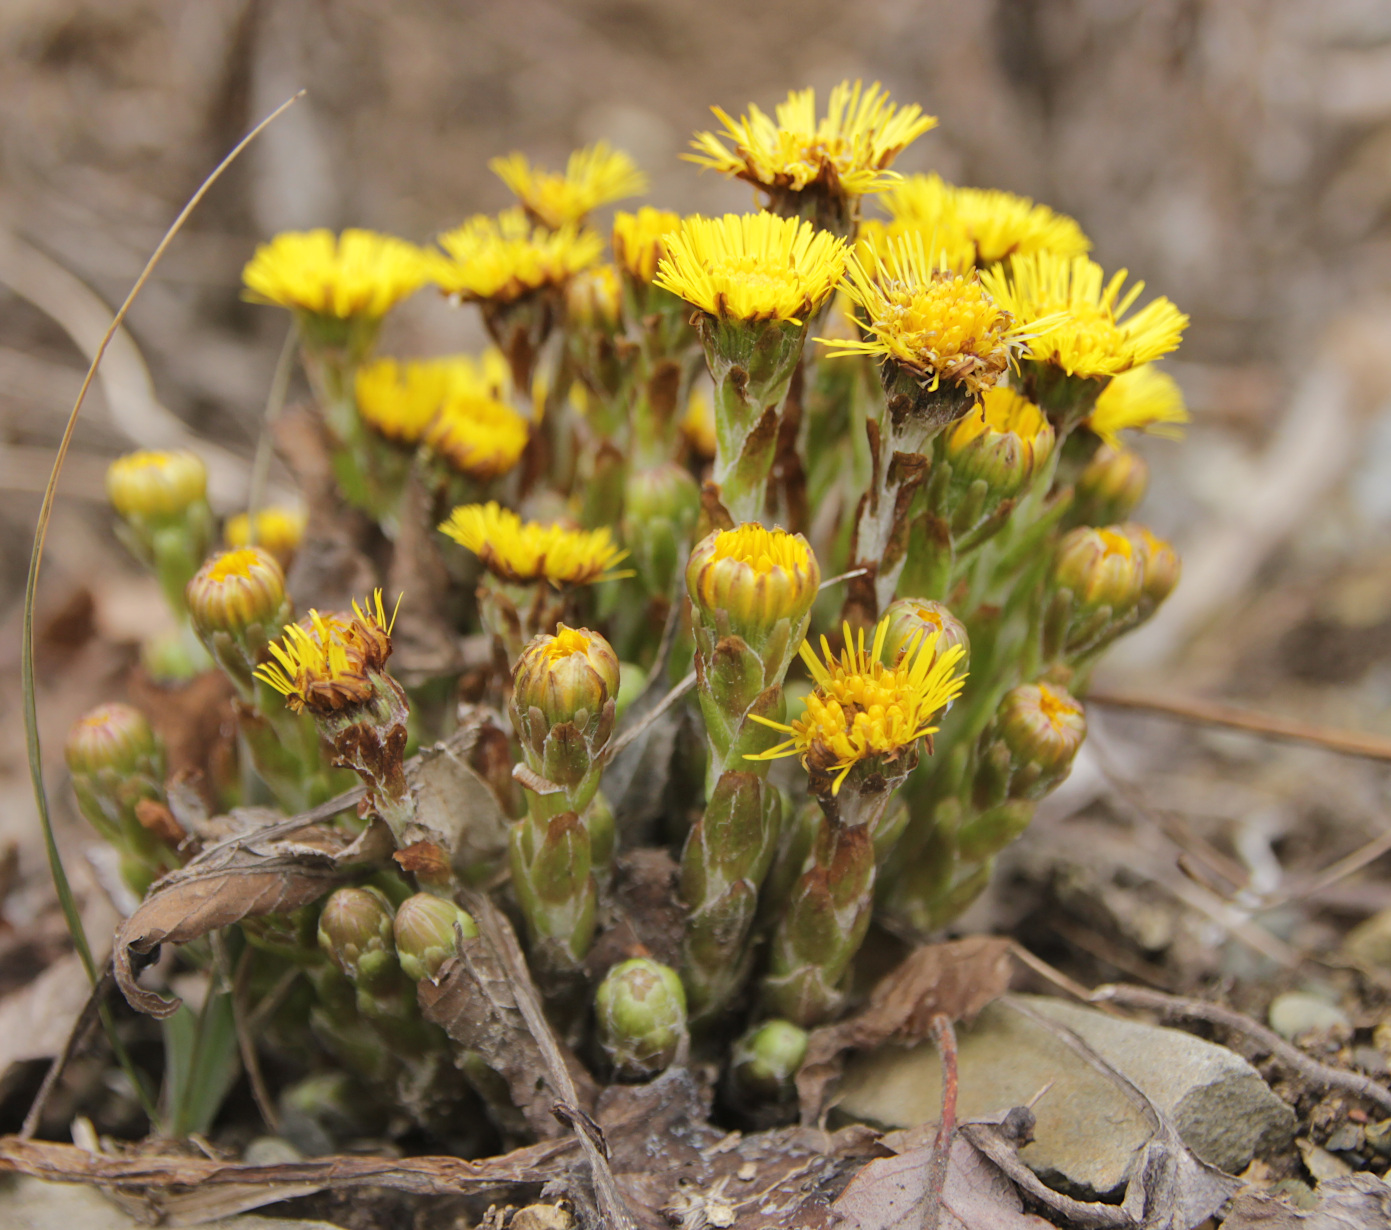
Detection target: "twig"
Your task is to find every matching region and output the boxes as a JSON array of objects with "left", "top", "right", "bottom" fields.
[
  {"left": 1087, "top": 688, "right": 1391, "bottom": 763},
  {"left": 606, "top": 670, "right": 696, "bottom": 761},
  {"left": 1090, "top": 983, "right": 1391, "bottom": 1114},
  {"left": 1261, "top": 825, "right": 1391, "bottom": 911},
  {"left": 922, "top": 1015, "right": 957, "bottom": 1230},
  {"left": 1006, "top": 940, "right": 1108, "bottom": 1009},
  {"left": 819, "top": 567, "right": 868, "bottom": 590}
]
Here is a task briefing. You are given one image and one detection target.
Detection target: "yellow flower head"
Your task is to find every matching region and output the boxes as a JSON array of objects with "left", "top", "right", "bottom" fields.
[
  {"left": 654, "top": 212, "right": 848, "bottom": 325},
  {"left": 225, "top": 506, "right": 307, "bottom": 566},
  {"left": 255, "top": 590, "right": 401, "bottom": 715},
  {"left": 432, "top": 208, "right": 602, "bottom": 303},
  {"left": 687, "top": 80, "right": 937, "bottom": 199},
  {"left": 242, "top": 229, "right": 429, "bottom": 319},
  {"left": 107, "top": 450, "right": 207, "bottom": 519},
  {"left": 186, "top": 547, "right": 287, "bottom": 637},
  {"left": 612, "top": 207, "right": 683, "bottom": 283},
  {"left": 749, "top": 617, "right": 968, "bottom": 794},
  {"left": 491, "top": 142, "right": 648, "bottom": 229},
  {"left": 981, "top": 253, "right": 1188, "bottom": 379},
  {"left": 948, "top": 385, "right": 1051, "bottom": 451},
  {"left": 821, "top": 234, "right": 1024, "bottom": 394},
  {"left": 880, "top": 174, "right": 1091, "bottom": 266},
  {"left": 438, "top": 502, "right": 629, "bottom": 586},
  {"left": 423, "top": 393, "right": 529, "bottom": 481},
  {"left": 356, "top": 352, "right": 512, "bottom": 446},
  {"left": 1086, "top": 364, "right": 1188, "bottom": 449},
  {"left": 687, "top": 523, "right": 821, "bottom": 635}
]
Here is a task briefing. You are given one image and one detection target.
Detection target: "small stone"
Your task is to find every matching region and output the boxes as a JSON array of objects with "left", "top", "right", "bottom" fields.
[
  {"left": 836, "top": 995, "right": 1294, "bottom": 1199},
  {"left": 1299, "top": 1138, "right": 1355, "bottom": 1182},
  {"left": 1343, "top": 907, "right": 1391, "bottom": 969},
  {"left": 1354, "top": 1045, "right": 1389, "bottom": 1076},
  {"left": 1268, "top": 991, "right": 1351, "bottom": 1041},
  {"left": 1366, "top": 1118, "right": 1391, "bottom": 1156},
  {"left": 736, "top": 1162, "right": 756, "bottom": 1181},
  {"left": 1326, "top": 1122, "right": 1365, "bottom": 1153}
]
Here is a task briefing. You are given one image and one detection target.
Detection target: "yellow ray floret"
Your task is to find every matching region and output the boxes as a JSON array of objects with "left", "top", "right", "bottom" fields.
[
  {"left": 255, "top": 589, "right": 401, "bottom": 714},
  {"left": 688, "top": 80, "right": 936, "bottom": 198},
  {"left": 423, "top": 393, "right": 529, "bottom": 481},
  {"left": 654, "top": 213, "right": 848, "bottom": 325},
  {"left": 242, "top": 229, "right": 430, "bottom": 319},
  {"left": 432, "top": 208, "right": 603, "bottom": 302},
  {"left": 949, "top": 385, "right": 1051, "bottom": 448},
  {"left": 880, "top": 174, "right": 1091, "bottom": 266},
  {"left": 748, "top": 617, "right": 968, "bottom": 794},
  {"left": 491, "top": 142, "right": 647, "bottom": 229},
  {"left": 612, "top": 207, "right": 683, "bottom": 283},
  {"left": 356, "top": 352, "right": 512, "bottom": 446},
  {"left": 981, "top": 253, "right": 1188, "bottom": 379},
  {"left": 1086, "top": 364, "right": 1188, "bottom": 449},
  {"left": 821, "top": 234, "right": 1025, "bottom": 393},
  {"left": 438, "top": 502, "right": 629, "bottom": 586}
]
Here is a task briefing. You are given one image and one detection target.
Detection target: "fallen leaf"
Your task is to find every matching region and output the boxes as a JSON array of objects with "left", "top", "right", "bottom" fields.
[
  {"left": 798, "top": 936, "right": 1013, "bottom": 1120},
  {"left": 1222, "top": 1173, "right": 1391, "bottom": 1229},
  {"left": 409, "top": 722, "right": 512, "bottom": 874}
]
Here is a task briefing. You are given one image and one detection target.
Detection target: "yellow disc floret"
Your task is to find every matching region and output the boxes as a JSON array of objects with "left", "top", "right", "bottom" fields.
[
  {"left": 821, "top": 235, "right": 1022, "bottom": 394},
  {"left": 107, "top": 450, "right": 207, "bottom": 519},
  {"left": 1086, "top": 364, "right": 1188, "bottom": 449},
  {"left": 612, "top": 207, "right": 682, "bottom": 283},
  {"left": 423, "top": 394, "right": 529, "bottom": 481},
  {"left": 654, "top": 213, "right": 848, "bottom": 325},
  {"left": 981, "top": 253, "right": 1188, "bottom": 379},
  {"left": 431, "top": 208, "right": 602, "bottom": 303},
  {"left": 491, "top": 142, "right": 647, "bottom": 229},
  {"left": 749, "top": 618, "right": 968, "bottom": 794},
  {"left": 687, "top": 80, "right": 936, "bottom": 199},
  {"left": 438, "top": 502, "right": 629, "bottom": 586},
  {"left": 686, "top": 524, "right": 821, "bottom": 636},
  {"left": 241, "top": 229, "right": 429, "bottom": 319},
  {"left": 255, "top": 589, "right": 400, "bottom": 714}
]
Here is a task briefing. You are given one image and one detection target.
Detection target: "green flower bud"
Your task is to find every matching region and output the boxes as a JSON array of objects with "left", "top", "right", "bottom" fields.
[
  {"left": 317, "top": 886, "right": 397, "bottom": 987},
  {"left": 1052, "top": 525, "right": 1144, "bottom": 619},
  {"left": 595, "top": 957, "right": 688, "bottom": 1080},
  {"left": 187, "top": 547, "right": 288, "bottom": 639},
  {"left": 881, "top": 598, "right": 970, "bottom": 672},
  {"left": 944, "top": 386, "right": 1054, "bottom": 499},
  {"left": 686, "top": 523, "right": 820, "bottom": 649},
  {"left": 512, "top": 625, "right": 620, "bottom": 735},
  {"left": 1121, "top": 522, "right": 1181, "bottom": 610},
  {"left": 393, "top": 893, "right": 478, "bottom": 983},
  {"left": 995, "top": 681, "right": 1086, "bottom": 799},
  {"left": 65, "top": 702, "right": 162, "bottom": 780},
  {"left": 622, "top": 463, "right": 701, "bottom": 599},
  {"left": 731, "top": 1019, "right": 808, "bottom": 1101},
  {"left": 1074, "top": 444, "right": 1148, "bottom": 526}
]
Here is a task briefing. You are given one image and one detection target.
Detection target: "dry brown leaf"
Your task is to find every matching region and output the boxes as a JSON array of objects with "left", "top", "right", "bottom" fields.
[{"left": 797, "top": 937, "right": 1013, "bottom": 1121}]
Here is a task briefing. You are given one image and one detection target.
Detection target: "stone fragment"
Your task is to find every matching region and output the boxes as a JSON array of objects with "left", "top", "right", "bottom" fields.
[{"left": 1268, "top": 991, "right": 1351, "bottom": 1041}]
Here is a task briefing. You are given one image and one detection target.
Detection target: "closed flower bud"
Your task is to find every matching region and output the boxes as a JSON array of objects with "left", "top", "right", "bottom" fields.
[
  {"left": 995, "top": 681, "right": 1086, "bottom": 798},
  {"left": 107, "top": 450, "right": 207, "bottom": 520},
  {"left": 317, "top": 886, "right": 397, "bottom": 986},
  {"left": 1074, "top": 444, "right": 1148, "bottom": 526},
  {"left": 186, "top": 547, "right": 288, "bottom": 640},
  {"left": 1121, "top": 522, "right": 1180, "bottom": 608},
  {"left": 1052, "top": 526, "right": 1144, "bottom": 618},
  {"left": 731, "top": 1018, "right": 808, "bottom": 1102},
  {"left": 944, "top": 386, "right": 1054, "bottom": 499},
  {"left": 66, "top": 702, "right": 162, "bottom": 779},
  {"left": 881, "top": 598, "right": 970, "bottom": 673},
  {"left": 512, "top": 625, "right": 620, "bottom": 735},
  {"left": 393, "top": 893, "right": 478, "bottom": 983},
  {"left": 686, "top": 524, "right": 820, "bottom": 647},
  {"left": 622, "top": 463, "right": 700, "bottom": 599},
  {"left": 225, "top": 506, "right": 307, "bottom": 569},
  {"left": 595, "top": 957, "right": 688, "bottom": 1080}
]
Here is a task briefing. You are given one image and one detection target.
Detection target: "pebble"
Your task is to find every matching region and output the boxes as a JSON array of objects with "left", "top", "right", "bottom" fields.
[{"left": 1267, "top": 991, "right": 1351, "bottom": 1041}]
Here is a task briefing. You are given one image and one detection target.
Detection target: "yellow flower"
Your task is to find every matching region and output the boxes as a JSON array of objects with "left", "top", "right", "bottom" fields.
[
  {"left": 107, "top": 450, "right": 207, "bottom": 519},
  {"left": 945, "top": 385, "right": 1055, "bottom": 494},
  {"left": 612, "top": 207, "right": 682, "bottom": 283},
  {"left": 355, "top": 352, "right": 512, "bottom": 446},
  {"left": 821, "top": 234, "right": 1024, "bottom": 394},
  {"left": 225, "top": 506, "right": 307, "bottom": 563},
  {"left": 423, "top": 392, "right": 529, "bottom": 481},
  {"left": 879, "top": 174, "right": 1090, "bottom": 265},
  {"left": 980, "top": 253, "right": 1187, "bottom": 379},
  {"left": 654, "top": 213, "right": 848, "bottom": 325},
  {"left": 186, "top": 547, "right": 286, "bottom": 637},
  {"left": 432, "top": 208, "right": 602, "bottom": 303},
  {"left": 687, "top": 80, "right": 936, "bottom": 199},
  {"left": 687, "top": 524, "right": 821, "bottom": 635},
  {"left": 242, "top": 229, "right": 429, "bottom": 319},
  {"left": 491, "top": 142, "right": 647, "bottom": 229},
  {"left": 1086, "top": 364, "right": 1188, "bottom": 449},
  {"left": 255, "top": 590, "right": 400, "bottom": 715},
  {"left": 748, "top": 617, "right": 967, "bottom": 794},
  {"left": 438, "top": 502, "right": 629, "bottom": 585}
]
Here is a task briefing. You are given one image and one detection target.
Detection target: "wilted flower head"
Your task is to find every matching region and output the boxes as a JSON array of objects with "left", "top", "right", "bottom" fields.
[
  {"left": 491, "top": 142, "right": 647, "bottom": 229},
  {"left": 242, "top": 229, "right": 429, "bottom": 319},
  {"left": 439, "top": 502, "right": 629, "bottom": 586}
]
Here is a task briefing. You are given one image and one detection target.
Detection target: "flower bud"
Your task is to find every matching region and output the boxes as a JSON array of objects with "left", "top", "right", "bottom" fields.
[
  {"left": 1074, "top": 444, "right": 1148, "bottom": 526},
  {"left": 512, "top": 625, "right": 620, "bottom": 735},
  {"left": 1121, "top": 522, "right": 1181, "bottom": 609},
  {"left": 565, "top": 263, "right": 622, "bottom": 331},
  {"left": 225, "top": 506, "right": 307, "bottom": 569},
  {"left": 393, "top": 893, "right": 478, "bottom": 983},
  {"left": 317, "top": 886, "right": 397, "bottom": 987},
  {"left": 595, "top": 957, "right": 688, "bottom": 1080},
  {"left": 995, "top": 681, "right": 1086, "bottom": 799},
  {"left": 881, "top": 598, "right": 970, "bottom": 673},
  {"left": 944, "top": 386, "right": 1054, "bottom": 499},
  {"left": 1052, "top": 526, "right": 1144, "bottom": 618},
  {"left": 187, "top": 547, "right": 289, "bottom": 641},
  {"left": 686, "top": 524, "right": 820, "bottom": 648},
  {"left": 65, "top": 702, "right": 162, "bottom": 780},
  {"left": 107, "top": 450, "right": 207, "bottom": 520},
  {"left": 622, "top": 463, "right": 700, "bottom": 599},
  {"left": 731, "top": 1018, "right": 809, "bottom": 1102}
]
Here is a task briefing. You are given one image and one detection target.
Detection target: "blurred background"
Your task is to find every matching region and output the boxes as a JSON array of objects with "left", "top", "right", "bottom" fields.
[{"left": 5, "top": 0, "right": 1391, "bottom": 1098}]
